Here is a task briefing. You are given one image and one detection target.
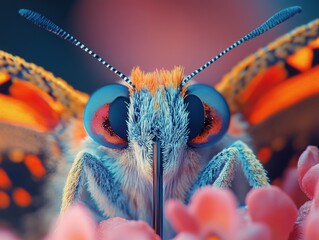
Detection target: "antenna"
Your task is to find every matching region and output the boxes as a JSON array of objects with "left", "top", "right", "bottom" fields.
[
  {"left": 19, "top": 9, "right": 135, "bottom": 89},
  {"left": 180, "top": 6, "right": 302, "bottom": 89}
]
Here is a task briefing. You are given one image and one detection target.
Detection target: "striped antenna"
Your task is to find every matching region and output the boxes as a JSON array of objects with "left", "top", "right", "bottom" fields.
[
  {"left": 180, "top": 6, "right": 302, "bottom": 88},
  {"left": 19, "top": 9, "right": 135, "bottom": 88}
]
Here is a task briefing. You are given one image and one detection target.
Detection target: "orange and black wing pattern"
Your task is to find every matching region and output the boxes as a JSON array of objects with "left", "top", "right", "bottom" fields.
[
  {"left": 217, "top": 19, "right": 319, "bottom": 182},
  {"left": 0, "top": 50, "right": 88, "bottom": 238}
]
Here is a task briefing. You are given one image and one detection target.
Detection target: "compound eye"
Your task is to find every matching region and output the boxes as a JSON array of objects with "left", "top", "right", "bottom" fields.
[
  {"left": 184, "top": 94, "right": 205, "bottom": 140},
  {"left": 185, "top": 84, "right": 230, "bottom": 148},
  {"left": 84, "top": 84, "right": 129, "bottom": 149}
]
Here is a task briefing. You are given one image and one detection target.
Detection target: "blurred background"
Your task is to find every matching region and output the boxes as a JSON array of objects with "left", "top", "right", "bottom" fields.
[{"left": 0, "top": 0, "right": 318, "bottom": 94}]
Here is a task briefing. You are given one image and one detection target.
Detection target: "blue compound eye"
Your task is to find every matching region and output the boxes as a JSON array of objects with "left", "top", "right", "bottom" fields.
[
  {"left": 84, "top": 84, "right": 129, "bottom": 149},
  {"left": 185, "top": 84, "right": 230, "bottom": 148}
]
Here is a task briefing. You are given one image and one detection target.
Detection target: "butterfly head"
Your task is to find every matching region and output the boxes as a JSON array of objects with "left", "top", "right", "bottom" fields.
[{"left": 83, "top": 66, "right": 230, "bottom": 151}]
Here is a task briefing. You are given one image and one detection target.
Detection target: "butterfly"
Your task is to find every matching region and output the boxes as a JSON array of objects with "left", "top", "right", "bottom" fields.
[{"left": 0, "top": 5, "right": 318, "bottom": 240}]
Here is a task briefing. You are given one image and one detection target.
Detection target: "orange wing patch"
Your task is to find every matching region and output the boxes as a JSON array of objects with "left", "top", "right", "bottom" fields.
[
  {"left": 0, "top": 168, "right": 12, "bottom": 189},
  {"left": 246, "top": 66, "right": 319, "bottom": 124},
  {"left": 257, "top": 147, "right": 272, "bottom": 163},
  {"left": 0, "top": 191, "right": 10, "bottom": 209},
  {"left": 0, "top": 77, "right": 63, "bottom": 132},
  {"left": 238, "top": 64, "right": 288, "bottom": 104},
  {"left": 12, "top": 187, "right": 32, "bottom": 208},
  {"left": 8, "top": 149, "right": 25, "bottom": 163},
  {"left": 286, "top": 46, "right": 313, "bottom": 72},
  {"left": 24, "top": 154, "right": 46, "bottom": 179},
  {"left": 0, "top": 72, "right": 10, "bottom": 84}
]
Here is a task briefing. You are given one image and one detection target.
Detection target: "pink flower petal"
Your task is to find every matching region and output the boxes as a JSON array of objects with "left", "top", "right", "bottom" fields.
[
  {"left": 189, "top": 187, "right": 238, "bottom": 238},
  {"left": 246, "top": 186, "right": 298, "bottom": 240},
  {"left": 165, "top": 200, "right": 199, "bottom": 234},
  {"left": 236, "top": 207, "right": 251, "bottom": 228},
  {"left": 97, "top": 219, "right": 160, "bottom": 240},
  {"left": 46, "top": 204, "right": 96, "bottom": 240},
  {"left": 304, "top": 209, "right": 319, "bottom": 240},
  {"left": 0, "top": 229, "right": 21, "bottom": 240},
  {"left": 281, "top": 167, "right": 308, "bottom": 207},
  {"left": 173, "top": 233, "right": 198, "bottom": 240},
  {"left": 298, "top": 146, "right": 319, "bottom": 186},
  {"left": 313, "top": 182, "right": 319, "bottom": 209},
  {"left": 236, "top": 223, "right": 271, "bottom": 240},
  {"left": 301, "top": 165, "right": 319, "bottom": 199},
  {"left": 97, "top": 217, "right": 127, "bottom": 234},
  {"left": 289, "top": 200, "right": 312, "bottom": 240}
]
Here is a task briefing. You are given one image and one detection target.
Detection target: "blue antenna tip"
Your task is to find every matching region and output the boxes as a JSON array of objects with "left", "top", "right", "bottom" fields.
[
  {"left": 19, "top": 9, "right": 32, "bottom": 17},
  {"left": 290, "top": 6, "right": 302, "bottom": 14},
  {"left": 18, "top": 8, "right": 62, "bottom": 35}
]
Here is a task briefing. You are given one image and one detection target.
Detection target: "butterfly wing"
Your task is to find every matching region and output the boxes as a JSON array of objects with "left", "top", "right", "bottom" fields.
[
  {"left": 216, "top": 19, "right": 319, "bottom": 182},
  {"left": 0, "top": 50, "right": 89, "bottom": 238}
]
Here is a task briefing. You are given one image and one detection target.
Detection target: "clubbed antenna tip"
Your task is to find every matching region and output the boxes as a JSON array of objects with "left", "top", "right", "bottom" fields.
[{"left": 19, "top": 9, "right": 61, "bottom": 35}]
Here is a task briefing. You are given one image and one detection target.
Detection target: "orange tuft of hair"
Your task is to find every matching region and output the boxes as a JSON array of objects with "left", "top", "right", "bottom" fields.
[{"left": 131, "top": 66, "right": 184, "bottom": 94}]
